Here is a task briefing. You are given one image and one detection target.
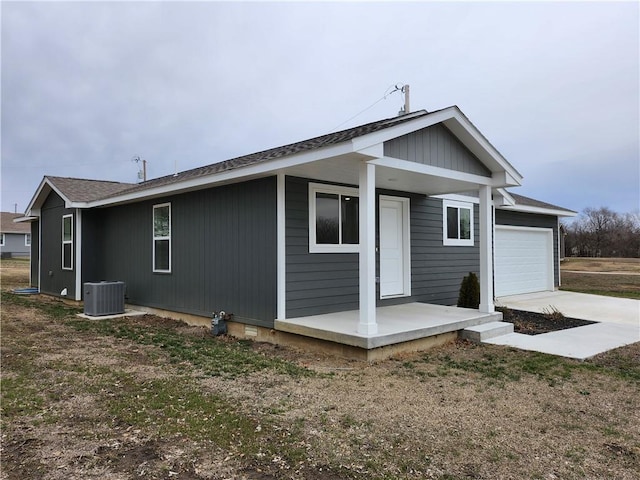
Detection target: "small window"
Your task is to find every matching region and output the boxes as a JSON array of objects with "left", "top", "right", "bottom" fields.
[
  {"left": 153, "top": 203, "right": 171, "bottom": 272},
  {"left": 309, "top": 183, "right": 359, "bottom": 253},
  {"left": 62, "top": 215, "right": 73, "bottom": 269},
  {"left": 25, "top": 233, "right": 31, "bottom": 246},
  {"left": 0, "top": 233, "right": 5, "bottom": 246},
  {"left": 443, "top": 200, "right": 474, "bottom": 246}
]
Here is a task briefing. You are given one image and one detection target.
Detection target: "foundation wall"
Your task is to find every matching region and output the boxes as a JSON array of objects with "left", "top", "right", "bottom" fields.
[{"left": 126, "top": 303, "right": 460, "bottom": 361}]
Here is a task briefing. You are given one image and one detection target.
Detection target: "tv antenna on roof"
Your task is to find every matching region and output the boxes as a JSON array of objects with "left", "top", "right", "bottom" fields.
[{"left": 132, "top": 155, "right": 147, "bottom": 182}]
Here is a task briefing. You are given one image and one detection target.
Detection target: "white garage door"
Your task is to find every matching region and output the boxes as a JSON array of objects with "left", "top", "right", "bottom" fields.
[{"left": 495, "top": 226, "right": 554, "bottom": 297}]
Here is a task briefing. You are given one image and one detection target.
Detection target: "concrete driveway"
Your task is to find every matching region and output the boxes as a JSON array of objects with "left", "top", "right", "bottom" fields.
[
  {"left": 496, "top": 290, "right": 640, "bottom": 326},
  {"left": 490, "top": 291, "right": 639, "bottom": 360}
]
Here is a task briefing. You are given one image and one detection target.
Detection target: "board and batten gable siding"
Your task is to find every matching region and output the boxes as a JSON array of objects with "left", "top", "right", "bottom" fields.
[
  {"left": 285, "top": 176, "right": 481, "bottom": 318},
  {"left": 39, "top": 191, "right": 76, "bottom": 297},
  {"left": 383, "top": 124, "right": 492, "bottom": 177},
  {"left": 495, "top": 210, "right": 560, "bottom": 287},
  {"left": 30, "top": 221, "right": 39, "bottom": 287},
  {"left": 85, "top": 177, "right": 278, "bottom": 327}
]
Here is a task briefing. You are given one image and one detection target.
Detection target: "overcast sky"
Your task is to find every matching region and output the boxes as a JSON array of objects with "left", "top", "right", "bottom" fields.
[{"left": 2, "top": 1, "right": 638, "bottom": 218}]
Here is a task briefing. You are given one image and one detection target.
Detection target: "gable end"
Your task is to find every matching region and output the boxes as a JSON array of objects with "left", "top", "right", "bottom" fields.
[{"left": 383, "top": 124, "right": 492, "bottom": 177}]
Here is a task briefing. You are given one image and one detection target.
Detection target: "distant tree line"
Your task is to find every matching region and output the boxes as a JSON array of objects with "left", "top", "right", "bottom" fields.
[{"left": 563, "top": 207, "right": 640, "bottom": 258}]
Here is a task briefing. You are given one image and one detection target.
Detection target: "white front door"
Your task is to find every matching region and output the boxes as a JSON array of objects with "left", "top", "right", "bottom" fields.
[{"left": 379, "top": 197, "right": 410, "bottom": 298}]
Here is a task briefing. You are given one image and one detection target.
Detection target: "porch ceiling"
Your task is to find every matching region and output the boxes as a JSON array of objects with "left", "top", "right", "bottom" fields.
[{"left": 280, "top": 154, "right": 489, "bottom": 196}]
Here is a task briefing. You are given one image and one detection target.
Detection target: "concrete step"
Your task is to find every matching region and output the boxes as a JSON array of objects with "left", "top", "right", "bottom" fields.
[{"left": 460, "top": 321, "right": 514, "bottom": 343}]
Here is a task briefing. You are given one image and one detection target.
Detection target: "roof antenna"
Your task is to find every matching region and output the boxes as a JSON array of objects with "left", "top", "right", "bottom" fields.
[
  {"left": 132, "top": 155, "right": 147, "bottom": 182},
  {"left": 398, "top": 84, "right": 410, "bottom": 116}
]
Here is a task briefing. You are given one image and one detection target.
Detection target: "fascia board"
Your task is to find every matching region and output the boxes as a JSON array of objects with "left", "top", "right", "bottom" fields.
[
  {"left": 13, "top": 216, "right": 39, "bottom": 223},
  {"left": 350, "top": 107, "right": 457, "bottom": 152},
  {"left": 441, "top": 114, "right": 523, "bottom": 184},
  {"left": 352, "top": 106, "right": 524, "bottom": 186},
  {"left": 495, "top": 188, "right": 516, "bottom": 206},
  {"left": 87, "top": 142, "right": 353, "bottom": 208},
  {"left": 430, "top": 193, "right": 480, "bottom": 204},
  {"left": 368, "top": 156, "right": 495, "bottom": 186},
  {"left": 498, "top": 204, "right": 577, "bottom": 217},
  {"left": 25, "top": 178, "right": 50, "bottom": 215},
  {"left": 26, "top": 179, "right": 79, "bottom": 215}
]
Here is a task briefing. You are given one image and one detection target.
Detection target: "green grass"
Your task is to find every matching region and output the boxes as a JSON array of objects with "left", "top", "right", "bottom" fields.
[
  {"left": 65, "top": 317, "right": 314, "bottom": 379},
  {"left": 1, "top": 291, "right": 313, "bottom": 379},
  {"left": 1, "top": 290, "right": 82, "bottom": 318}
]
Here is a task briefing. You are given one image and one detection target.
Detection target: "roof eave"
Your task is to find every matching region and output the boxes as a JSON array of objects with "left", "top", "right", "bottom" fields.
[
  {"left": 498, "top": 204, "right": 577, "bottom": 217},
  {"left": 87, "top": 141, "right": 355, "bottom": 207}
]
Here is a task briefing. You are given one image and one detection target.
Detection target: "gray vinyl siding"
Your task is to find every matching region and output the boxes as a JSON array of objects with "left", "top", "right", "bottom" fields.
[
  {"left": 30, "top": 221, "right": 39, "bottom": 287},
  {"left": 285, "top": 176, "right": 481, "bottom": 318},
  {"left": 383, "top": 124, "right": 491, "bottom": 177},
  {"left": 84, "top": 177, "right": 277, "bottom": 327},
  {"left": 39, "top": 192, "right": 76, "bottom": 298},
  {"left": 286, "top": 177, "right": 360, "bottom": 317},
  {"left": 495, "top": 210, "right": 560, "bottom": 287},
  {"left": 403, "top": 196, "right": 480, "bottom": 306},
  {"left": 0, "top": 232, "right": 30, "bottom": 257}
]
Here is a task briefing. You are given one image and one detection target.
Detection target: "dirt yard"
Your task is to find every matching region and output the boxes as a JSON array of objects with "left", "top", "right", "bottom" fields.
[{"left": 2, "top": 259, "right": 639, "bottom": 480}]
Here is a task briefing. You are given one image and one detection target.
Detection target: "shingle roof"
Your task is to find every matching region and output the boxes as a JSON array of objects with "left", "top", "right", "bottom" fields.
[
  {"left": 1, "top": 212, "right": 31, "bottom": 233},
  {"left": 46, "top": 176, "right": 135, "bottom": 203},
  {"left": 95, "top": 110, "right": 431, "bottom": 201},
  {"left": 510, "top": 193, "right": 576, "bottom": 213}
]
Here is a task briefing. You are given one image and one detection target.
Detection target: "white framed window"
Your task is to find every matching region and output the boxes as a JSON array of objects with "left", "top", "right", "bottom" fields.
[
  {"left": 153, "top": 203, "right": 171, "bottom": 273},
  {"left": 0, "top": 233, "right": 5, "bottom": 246},
  {"left": 25, "top": 233, "right": 31, "bottom": 246},
  {"left": 443, "top": 200, "right": 474, "bottom": 246},
  {"left": 62, "top": 214, "right": 73, "bottom": 270},
  {"left": 309, "top": 183, "right": 359, "bottom": 253}
]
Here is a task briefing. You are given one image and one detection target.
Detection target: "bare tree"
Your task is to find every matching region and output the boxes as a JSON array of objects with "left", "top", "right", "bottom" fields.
[{"left": 563, "top": 207, "right": 640, "bottom": 258}]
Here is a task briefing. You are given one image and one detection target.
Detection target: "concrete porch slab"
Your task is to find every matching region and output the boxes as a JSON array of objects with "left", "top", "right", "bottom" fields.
[{"left": 275, "top": 303, "right": 502, "bottom": 349}]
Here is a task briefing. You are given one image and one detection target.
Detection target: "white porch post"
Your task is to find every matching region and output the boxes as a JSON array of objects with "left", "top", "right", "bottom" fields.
[
  {"left": 358, "top": 162, "right": 378, "bottom": 334},
  {"left": 478, "top": 185, "right": 495, "bottom": 313}
]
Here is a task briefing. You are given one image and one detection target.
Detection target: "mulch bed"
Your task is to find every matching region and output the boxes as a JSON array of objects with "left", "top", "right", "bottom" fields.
[{"left": 497, "top": 307, "right": 597, "bottom": 335}]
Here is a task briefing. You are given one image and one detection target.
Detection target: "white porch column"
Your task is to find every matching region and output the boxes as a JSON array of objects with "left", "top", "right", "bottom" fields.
[
  {"left": 478, "top": 185, "right": 495, "bottom": 313},
  {"left": 358, "top": 162, "right": 378, "bottom": 334},
  {"left": 276, "top": 173, "right": 286, "bottom": 320}
]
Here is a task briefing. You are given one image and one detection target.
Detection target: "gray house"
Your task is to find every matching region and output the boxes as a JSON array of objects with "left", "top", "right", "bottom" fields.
[
  {"left": 1, "top": 212, "right": 31, "bottom": 258},
  {"left": 19, "top": 107, "right": 575, "bottom": 358}
]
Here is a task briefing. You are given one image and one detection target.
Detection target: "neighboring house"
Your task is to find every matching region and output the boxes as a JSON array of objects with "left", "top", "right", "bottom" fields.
[
  {"left": 19, "top": 106, "right": 575, "bottom": 356},
  {"left": 1, "top": 212, "right": 32, "bottom": 258}
]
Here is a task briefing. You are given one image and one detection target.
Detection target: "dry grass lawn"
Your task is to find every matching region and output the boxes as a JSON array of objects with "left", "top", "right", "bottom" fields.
[
  {"left": 2, "top": 258, "right": 640, "bottom": 480},
  {"left": 560, "top": 257, "right": 640, "bottom": 299}
]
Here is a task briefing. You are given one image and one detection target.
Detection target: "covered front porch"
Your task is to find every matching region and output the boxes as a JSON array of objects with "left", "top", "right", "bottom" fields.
[
  {"left": 276, "top": 302, "right": 502, "bottom": 350},
  {"left": 272, "top": 107, "right": 523, "bottom": 357}
]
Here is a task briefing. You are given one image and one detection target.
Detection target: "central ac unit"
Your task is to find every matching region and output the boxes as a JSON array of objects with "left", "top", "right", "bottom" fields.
[{"left": 84, "top": 281, "right": 125, "bottom": 316}]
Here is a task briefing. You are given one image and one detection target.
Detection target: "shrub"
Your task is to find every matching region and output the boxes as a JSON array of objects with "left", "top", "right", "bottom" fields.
[{"left": 457, "top": 272, "right": 480, "bottom": 309}]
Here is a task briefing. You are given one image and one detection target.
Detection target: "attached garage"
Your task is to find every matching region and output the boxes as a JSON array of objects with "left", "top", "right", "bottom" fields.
[{"left": 494, "top": 225, "right": 554, "bottom": 297}]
